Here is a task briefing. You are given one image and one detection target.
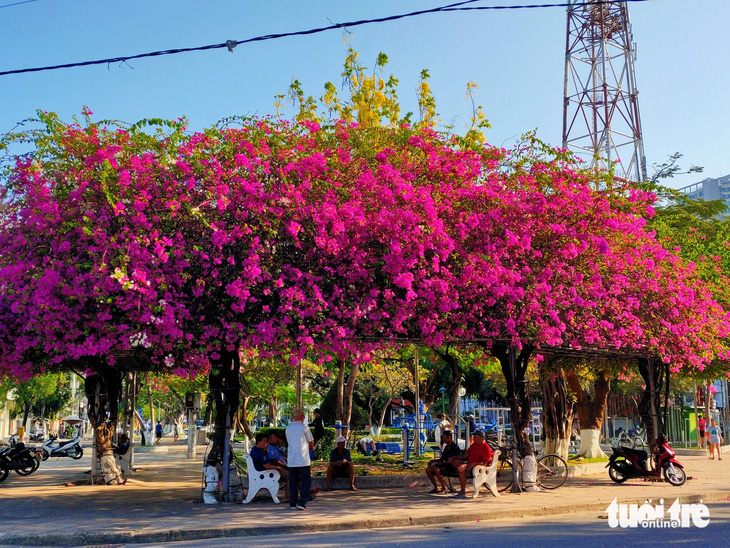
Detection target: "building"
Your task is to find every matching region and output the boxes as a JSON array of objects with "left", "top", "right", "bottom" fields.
[
  {"left": 0, "top": 390, "right": 18, "bottom": 441},
  {"left": 677, "top": 175, "right": 730, "bottom": 217}
]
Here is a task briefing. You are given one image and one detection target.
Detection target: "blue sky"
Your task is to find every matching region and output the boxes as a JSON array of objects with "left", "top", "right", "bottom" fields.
[{"left": 2, "top": 0, "right": 728, "bottom": 189}]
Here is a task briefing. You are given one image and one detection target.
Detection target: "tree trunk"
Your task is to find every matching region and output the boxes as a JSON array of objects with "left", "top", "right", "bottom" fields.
[
  {"left": 539, "top": 365, "right": 573, "bottom": 461},
  {"left": 146, "top": 376, "right": 155, "bottom": 439},
  {"left": 378, "top": 396, "right": 392, "bottom": 432},
  {"left": 238, "top": 395, "right": 254, "bottom": 441},
  {"left": 21, "top": 403, "right": 30, "bottom": 437},
  {"left": 342, "top": 361, "right": 361, "bottom": 435},
  {"left": 637, "top": 357, "right": 665, "bottom": 452},
  {"left": 565, "top": 368, "right": 610, "bottom": 458},
  {"left": 85, "top": 367, "right": 122, "bottom": 484},
  {"left": 267, "top": 397, "right": 278, "bottom": 426},
  {"left": 335, "top": 359, "right": 345, "bottom": 422},
  {"left": 206, "top": 347, "right": 241, "bottom": 467},
  {"left": 431, "top": 347, "right": 462, "bottom": 424},
  {"left": 492, "top": 343, "right": 533, "bottom": 457}
]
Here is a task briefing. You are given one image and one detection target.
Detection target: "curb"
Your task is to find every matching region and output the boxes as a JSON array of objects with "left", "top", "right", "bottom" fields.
[{"left": 2, "top": 489, "right": 729, "bottom": 546}]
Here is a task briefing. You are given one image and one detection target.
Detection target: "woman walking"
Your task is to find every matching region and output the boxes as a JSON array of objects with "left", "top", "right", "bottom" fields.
[{"left": 707, "top": 419, "right": 723, "bottom": 460}]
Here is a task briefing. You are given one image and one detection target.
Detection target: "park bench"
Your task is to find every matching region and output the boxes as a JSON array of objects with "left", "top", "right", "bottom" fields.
[
  {"left": 242, "top": 453, "right": 281, "bottom": 504},
  {"left": 115, "top": 448, "right": 132, "bottom": 476},
  {"left": 439, "top": 449, "right": 501, "bottom": 498},
  {"left": 375, "top": 442, "right": 402, "bottom": 454}
]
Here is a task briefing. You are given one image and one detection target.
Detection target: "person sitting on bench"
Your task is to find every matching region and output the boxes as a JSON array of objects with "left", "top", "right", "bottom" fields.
[
  {"left": 356, "top": 435, "right": 378, "bottom": 456},
  {"left": 449, "top": 430, "right": 492, "bottom": 499},
  {"left": 251, "top": 432, "right": 289, "bottom": 498},
  {"left": 113, "top": 433, "right": 130, "bottom": 456},
  {"left": 327, "top": 436, "right": 357, "bottom": 491},
  {"left": 425, "top": 430, "right": 460, "bottom": 493}
]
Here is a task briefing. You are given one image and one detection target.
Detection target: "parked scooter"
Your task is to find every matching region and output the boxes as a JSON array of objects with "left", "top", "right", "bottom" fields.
[
  {"left": 0, "top": 442, "right": 41, "bottom": 482},
  {"left": 607, "top": 433, "right": 686, "bottom": 486},
  {"left": 40, "top": 435, "right": 83, "bottom": 461}
]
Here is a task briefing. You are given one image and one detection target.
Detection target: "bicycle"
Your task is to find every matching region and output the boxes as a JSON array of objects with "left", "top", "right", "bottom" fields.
[
  {"left": 489, "top": 438, "right": 568, "bottom": 492},
  {"left": 616, "top": 429, "right": 646, "bottom": 451}
]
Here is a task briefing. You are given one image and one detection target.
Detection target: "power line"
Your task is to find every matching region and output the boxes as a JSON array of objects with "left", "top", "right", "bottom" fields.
[
  {"left": 0, "top": 0, "right": 43, "bottom": 9},
  {"left": 0, "top": 0, "right": 653, "bottom": 77}
]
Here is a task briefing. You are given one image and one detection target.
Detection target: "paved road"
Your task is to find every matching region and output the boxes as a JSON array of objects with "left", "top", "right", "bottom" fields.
[{"left": 127, "top": 501, "right": 730, "bottom": 548}]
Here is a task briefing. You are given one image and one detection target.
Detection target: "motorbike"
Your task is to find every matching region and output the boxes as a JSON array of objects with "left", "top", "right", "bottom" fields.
[
  {"left": 29, "top": 429, "right": 45, "bottom": 443},
  {"left": 40, "top": 435, "right": 83, "bottom": 461},
  {"left": 0, "top": 442, "right": 41, "bottom": 482},
  {"left": 607, "top": 433, "right": 686, "bottom": 486}
]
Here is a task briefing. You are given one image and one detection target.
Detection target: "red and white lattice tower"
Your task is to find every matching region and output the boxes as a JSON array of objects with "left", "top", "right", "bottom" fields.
[{"left": 562, "top": 0, "right": 647, "bottom": 182}]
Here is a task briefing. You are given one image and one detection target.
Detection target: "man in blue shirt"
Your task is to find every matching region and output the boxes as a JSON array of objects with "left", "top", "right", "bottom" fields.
[
  {"left": 267, "top": 432, "right": 289, "bottom": 501},
  {"left": 267, "top": 432, "right": 287, "bottom": 467},
  {"left": 249, "top": 433, "right": 272, "bottom": 471}
]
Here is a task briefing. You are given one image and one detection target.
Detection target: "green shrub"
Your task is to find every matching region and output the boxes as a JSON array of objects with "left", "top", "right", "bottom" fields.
[{"left": 314, "top": 427, "right": 337, "bottom": 460}]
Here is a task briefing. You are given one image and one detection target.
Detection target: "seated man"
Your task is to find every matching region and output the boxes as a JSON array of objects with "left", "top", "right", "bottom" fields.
[
  {"left": 448, "top": 429, "right": 493, "bottom": 499},
  {"left": 113, "top": 433, "right": 131, "bottom": 456},
  {"left": 326, "top": 436, "right": 357, "bottom": 491},
  {"left": 267, "top": 432, "right": 287, "bottom": 467},
  {"left": 267, "top": 432, "right": 289, "bottom": 501},
  {"left": 425, "top": 430, "right": 461, "bottom": 494},
  {"left": 356, "top": 435, "right": 378, "bottom": 456},
  {"left": 250, "top": 432, "right": 289, "bottom": 500}
]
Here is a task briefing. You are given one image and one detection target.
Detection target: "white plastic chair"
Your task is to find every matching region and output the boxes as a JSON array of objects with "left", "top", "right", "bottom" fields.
[
  {"left": 242, "top": 454, "right": 281, "bottom": 504},
  {"left": 472, "top": 449, "right": 501, "bottom": 498}
]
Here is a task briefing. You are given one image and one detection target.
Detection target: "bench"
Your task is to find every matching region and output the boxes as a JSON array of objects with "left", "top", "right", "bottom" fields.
[
  {"left": 115, "top": 448, "right": 133, "bottom": 476},
  {"left": 471, "top": 449, "right": 501, "bottom": 498},
  {"left": 242, "top": 454, "right": 281, "bottom": 504},
  {"left": 439, "top": 449, "right": 501, "bottom": 498},
  {"left": 375, "top": 442, "right": 402, "bottom": 454}
]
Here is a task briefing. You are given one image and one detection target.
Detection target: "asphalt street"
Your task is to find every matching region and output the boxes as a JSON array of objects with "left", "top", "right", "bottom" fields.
[{"left": 126, "top": 501, "right": 730, "bottom": 548}]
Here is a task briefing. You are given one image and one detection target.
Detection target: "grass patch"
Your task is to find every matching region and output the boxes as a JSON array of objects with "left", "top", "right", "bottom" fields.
[{"left": 567, "top": 455, "right": 609, "bottom": 465}]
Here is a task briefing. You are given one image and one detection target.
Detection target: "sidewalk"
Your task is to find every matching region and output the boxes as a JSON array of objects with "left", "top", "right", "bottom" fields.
[{"left": 1, "top": 439, "right": 728, "bottom": 546}]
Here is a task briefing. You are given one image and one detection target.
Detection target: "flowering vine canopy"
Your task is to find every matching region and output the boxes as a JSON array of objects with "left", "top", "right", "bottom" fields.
[{"left": 0, "top": 112, "right": 727, "bottom": 381}]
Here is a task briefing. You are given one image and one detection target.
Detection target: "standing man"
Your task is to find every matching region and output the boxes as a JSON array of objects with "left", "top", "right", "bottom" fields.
[
  {"left": 467, "top": 414, "right": 478, "bottom": 436},
  {"left": 285, "top": 409, "right": 314, "bottom": 510},
  {"left": 155, "top": 421, "right": 163, "bottom": 444},
  {"left": 312, "top": 408, "right": 325, "bottom": 450}
]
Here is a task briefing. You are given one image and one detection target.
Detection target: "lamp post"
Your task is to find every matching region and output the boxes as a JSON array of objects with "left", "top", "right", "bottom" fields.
[
  {"left": 458, "top": 386, "right": 467, "bottom": 444},
  {"left": 439, "top": 387, "right": 446, "bottom": 415}
]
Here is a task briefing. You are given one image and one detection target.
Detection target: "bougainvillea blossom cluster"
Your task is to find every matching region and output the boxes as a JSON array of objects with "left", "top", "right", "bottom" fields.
[{"left": 0, "top": 114, "right": 727, "bottom": 381}]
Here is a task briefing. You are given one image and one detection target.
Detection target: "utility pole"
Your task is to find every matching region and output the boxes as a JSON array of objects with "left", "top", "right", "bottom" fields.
[{"left": 563, "top": 0, "right": 647, "bottom": 183}]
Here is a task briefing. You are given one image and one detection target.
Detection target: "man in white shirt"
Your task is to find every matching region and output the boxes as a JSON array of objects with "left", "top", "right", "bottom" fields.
[{"left": 285, "top": 409, "right": 314, "bottom": 510}]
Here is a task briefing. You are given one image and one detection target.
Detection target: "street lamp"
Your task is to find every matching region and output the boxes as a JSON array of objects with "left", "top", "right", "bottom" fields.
[
  {"left": 458, "top": 386, "right": 467, "bottom": 443},
  {"left": 439, "top": 387, "right": 446, "bottom": 414}
]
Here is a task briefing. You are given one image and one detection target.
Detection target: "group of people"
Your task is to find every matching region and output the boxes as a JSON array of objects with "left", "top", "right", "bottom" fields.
[
  {"left": 249, "top": 409, "right": 318, "bottom": 510},
  {"left": 425, "top": 429, "right": 493, "bottom": 498},
  {"left": 697, "top": 414, "right": 724, "bottom": 459},
  {"left": 247, "top": 410, "right": 498, "bottom": 503}
]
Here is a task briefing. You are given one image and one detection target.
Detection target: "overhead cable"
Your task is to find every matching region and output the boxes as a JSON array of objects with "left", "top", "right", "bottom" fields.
[{"left": 0, "top": 0, "right": 653, "bottom": 77}]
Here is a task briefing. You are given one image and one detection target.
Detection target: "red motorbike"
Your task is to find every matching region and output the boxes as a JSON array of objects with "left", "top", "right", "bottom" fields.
[{"left": 607, "top": 433, "right": 686, "bottom": 486}]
